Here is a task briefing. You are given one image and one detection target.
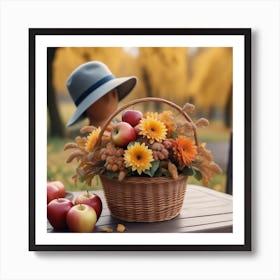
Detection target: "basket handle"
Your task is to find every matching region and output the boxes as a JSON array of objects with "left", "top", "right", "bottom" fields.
[{"left": 95, "top": 97, "right": 199, "bottom": 148}]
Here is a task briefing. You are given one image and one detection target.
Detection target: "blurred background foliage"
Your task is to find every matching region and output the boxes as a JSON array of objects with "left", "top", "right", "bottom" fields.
[{"left": 47, "top": 47, "right": 232, "bottom": 193}]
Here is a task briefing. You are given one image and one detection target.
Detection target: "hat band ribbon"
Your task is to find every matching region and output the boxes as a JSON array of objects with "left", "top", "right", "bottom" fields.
[{"left": 75, "top": 74, "right": 115, "bottom": 106}]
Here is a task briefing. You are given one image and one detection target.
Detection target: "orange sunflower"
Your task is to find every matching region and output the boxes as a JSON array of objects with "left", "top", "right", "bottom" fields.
[{"left": 173, "top": 136, "right": 197, "bottom": 168}]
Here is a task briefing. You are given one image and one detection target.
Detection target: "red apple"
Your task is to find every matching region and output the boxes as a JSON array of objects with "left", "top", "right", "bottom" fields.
[
  {"left": 111, "top": 121, "right": 136, "bottom": 147},
  {"left": 51, "top": 181, "right": 66, "bottom": 197},
  {"left": 122, "top": 109, "right": 143, "bottom": 127},
  {"left": 47, "top": 181, "right": 66, "bottom": 204},
  {"left": 47, "top": 198, "right": 73, "bottom": 230},
  {"left": 66, "top": 204, "right": 97, "bottom": 233},
  {"left": 74, "top": 191, "right": 103, "bottom": 220}
]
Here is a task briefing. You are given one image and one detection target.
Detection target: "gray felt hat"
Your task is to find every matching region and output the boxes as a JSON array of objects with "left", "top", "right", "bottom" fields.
[{"left": 66, "top": 61, "right": 137, "bottom": 127}]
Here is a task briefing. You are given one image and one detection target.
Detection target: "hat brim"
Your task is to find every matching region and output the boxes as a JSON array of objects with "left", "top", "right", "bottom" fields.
[{"left": 66, "top": 76, "right": 137, "bottom": 127}]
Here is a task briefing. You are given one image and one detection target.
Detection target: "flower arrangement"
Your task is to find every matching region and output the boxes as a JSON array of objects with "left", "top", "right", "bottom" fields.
[{"left": 64, "top": 98, "right": 222, "bottom": 187}]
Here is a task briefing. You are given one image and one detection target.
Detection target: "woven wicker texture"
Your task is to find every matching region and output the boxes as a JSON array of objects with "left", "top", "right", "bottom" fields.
[
  {"left": 96, "top": 97, "right": 197, "bottom": 223},
  {"left": 101, "top": 174, "right": 188, "bottom": 222}
]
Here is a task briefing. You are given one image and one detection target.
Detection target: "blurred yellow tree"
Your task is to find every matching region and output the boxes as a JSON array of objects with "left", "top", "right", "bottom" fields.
[
  {"left": 53, "top": 47, "right": 136, "bottom": 95},
  {"left": 188, "top": 47, "right": 233, "bottom": 126},
  {"left": 137, "top": 47, "right": 189, "bottom": 107},
  {"left": 52, "top": 47, "right": 233, "bottom": 127}
]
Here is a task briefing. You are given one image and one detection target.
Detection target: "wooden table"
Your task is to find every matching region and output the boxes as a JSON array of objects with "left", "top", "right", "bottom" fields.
[{"left": 48, "top": 184, "right": 232, "bottom": 233}]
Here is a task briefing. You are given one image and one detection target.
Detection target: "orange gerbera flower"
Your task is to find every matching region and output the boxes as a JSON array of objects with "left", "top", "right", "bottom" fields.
[{"left": 173, "top": 136, "right": 197, "bottom": 168}]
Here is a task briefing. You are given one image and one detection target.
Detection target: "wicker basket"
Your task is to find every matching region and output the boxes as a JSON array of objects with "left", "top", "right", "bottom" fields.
[
  {"left": 95, "top": 97, "right": 198, "bottom": 222},
  {"left": 101, "top": 174, "right": 188, "bottom": 222}
]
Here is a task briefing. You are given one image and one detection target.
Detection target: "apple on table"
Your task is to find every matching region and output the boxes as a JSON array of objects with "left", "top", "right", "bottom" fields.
[
  {"left": 66, "top": 204, "right": 97, "bottom": 233},
  {"left": 47, "top": 198, "right": 73, "bottom": 230},
  {"left": 74, "top": 191, "right": 103, "bottom": 220},
  {"left": 47, "top": 180, "right": 66, "bottom": 204}
]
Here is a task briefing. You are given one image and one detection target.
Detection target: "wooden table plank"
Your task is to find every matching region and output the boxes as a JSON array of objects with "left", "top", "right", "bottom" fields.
[{"left": 47, "top": 184, "right": 233, "bottom": 233}]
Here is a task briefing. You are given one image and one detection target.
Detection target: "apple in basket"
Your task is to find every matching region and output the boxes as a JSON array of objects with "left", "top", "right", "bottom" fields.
[
  {"left": 111, "top": 121, "right": 136, "bottom": 147},
  {"left": 122, "top": 109, "right": 143, "bottom": 127},
  {"left": 47, "top": 181, "right": 66, "bottom": 204},
  {"left": 74, "top": 191, "right": 103, "bottom": 220},
  {"left": 47, "top": 198, "right": 73, "bottom": 230},
  {"left": 66, "top": 204, "right": 97, "bottom": 233}
]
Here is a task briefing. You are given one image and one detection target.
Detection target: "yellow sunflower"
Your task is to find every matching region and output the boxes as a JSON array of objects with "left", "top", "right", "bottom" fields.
[
  {"left": 84, "top": 127, "right": 101, "bottom": 152},
  {"left": 124, "top": 142, "right": 154, "bottom": 174},
  {"left": 139, "top": 117, "right": 167, "bottom": 143},
  {"left": 144, "top": 111, "right": 176, "bottom": 137}
]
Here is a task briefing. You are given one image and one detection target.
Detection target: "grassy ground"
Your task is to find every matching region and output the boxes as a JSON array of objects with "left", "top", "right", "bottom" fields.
[
  {"left": 47, "top": 137, "right": 103, "bottom": 191},
  {"left": 196, "top": 121, "right": 231, "bottom": 142}
]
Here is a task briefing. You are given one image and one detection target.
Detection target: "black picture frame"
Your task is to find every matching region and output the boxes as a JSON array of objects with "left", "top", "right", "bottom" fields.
[{"left": 29, "top": 28, "right": 251, "bottom": 251}]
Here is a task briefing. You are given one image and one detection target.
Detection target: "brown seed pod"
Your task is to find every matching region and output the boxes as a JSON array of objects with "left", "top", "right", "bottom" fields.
[
  {"left": 182, "top": 103, "right": 195, "bottom": 113},
  {"left": 80, "top": 125, "right": 97, "bottom": 134},
  {"left": 151, "top": 142, "right": 164, "bottom": 151},
  {"left": 196, "top": 118, "right": 210, "bottom": 128},
  {"left": 163, "top": 139, "right": 174, "bottom": 149},
  {"left": 168, "top": 161, "right": 178, "bottom": 179},
  {"left": 66, "top": 151, "right": 86, "bottom": 163},
  {"left": 209, "top": 162, "right": 223, "bottom": 174},
  {"left": 112, "top": 164, "right": 119, "bottom": 172},
  {"left": 63, "top": 142, "right": 79, "bottom": 151},
  {"left": 75, "top": 136, "right": 87, "bottom": 147},
  {"left": 153, "top": 152, "right": 159, "bottom": 160},
  {"left": 118, "top": 171, "right": 126, "bottom": 181}
]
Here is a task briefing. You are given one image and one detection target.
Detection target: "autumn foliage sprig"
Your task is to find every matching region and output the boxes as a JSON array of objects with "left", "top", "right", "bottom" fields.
[{"left": 64, "top": 103, "right": 222, "bottom": 186}]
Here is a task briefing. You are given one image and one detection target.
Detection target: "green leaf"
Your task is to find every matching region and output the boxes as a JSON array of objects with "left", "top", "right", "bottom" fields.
[
  {"left": 171, "top": 131, "right": 179, "bottom": 138},
  {"left": 143, "top": 160, "right": 160, "bottom": 177},
  {"left": 154, "top": 167, "right": 163, "bottom": 177},
  {"left": 78, "top": 176, "right": 85, "bottom": 183},
  {"left": 182, "top": 167, "right": 194, "bottom": 176},
  {"left": 194, "top": 170, "right": 202, "bottom": 181},
  {"left": 127, "top": 141, "right": 136, "bottom": 148},
  {"left": 161, "top": 168, "right": 170, "bottom": 177},
  {"left": 105, "top": 170, "right": 117, "bottom": 179}
]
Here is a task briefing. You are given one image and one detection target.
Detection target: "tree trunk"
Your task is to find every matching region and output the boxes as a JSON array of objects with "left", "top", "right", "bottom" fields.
[
  {"left": 208, "top": 106, "right": 216, "bottom": 120},
  {"left": 226, "top": 131, "right": 233, "bottom": 194},
  {"left": 224, "top": 85, "right": 233, "bottom": 128},
  {"left": 142, "top": 67, "right": 153, "bottom": 98},
  {"left": 47, "top": 47, "right": 65, "bottom": 137},
  {"left": 141, "top": 67, "right": 162, "bottom": 111}
]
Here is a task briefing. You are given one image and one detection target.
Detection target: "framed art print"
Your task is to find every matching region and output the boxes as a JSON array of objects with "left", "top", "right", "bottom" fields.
[{"left": 29, "top": 28, "right": 251, "bottom": 251}]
